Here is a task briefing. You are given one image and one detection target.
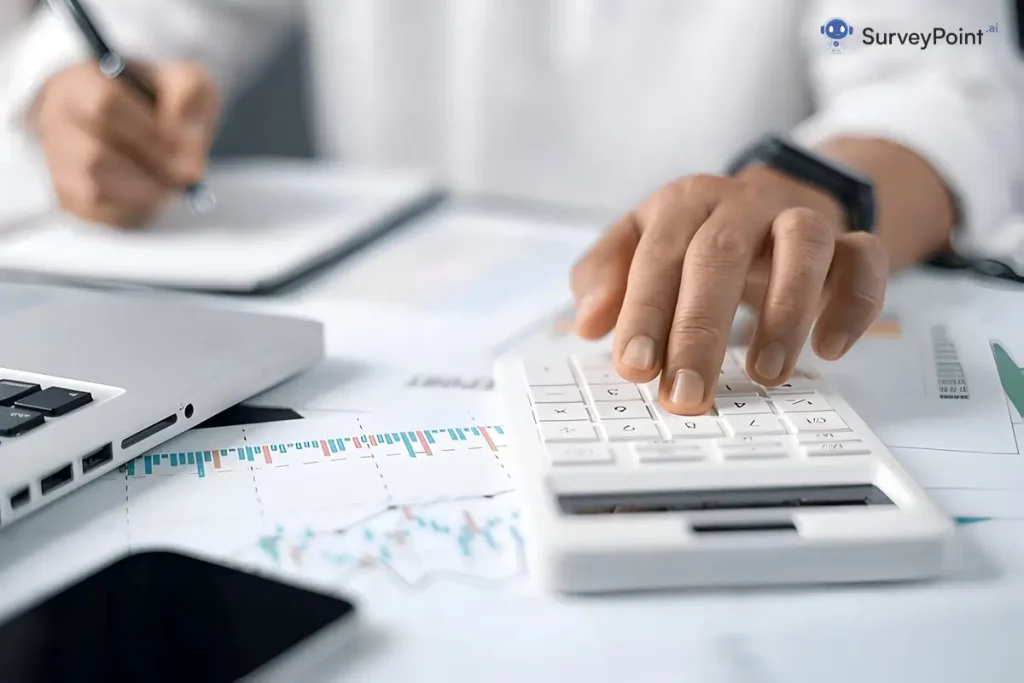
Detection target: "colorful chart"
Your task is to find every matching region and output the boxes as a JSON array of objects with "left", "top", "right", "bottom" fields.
[
  {"left": 253, "top": 495, "right": 526, "bottom": 588},
  {"left": 122, "top": 424, "right": 507, "bottom": 478}
]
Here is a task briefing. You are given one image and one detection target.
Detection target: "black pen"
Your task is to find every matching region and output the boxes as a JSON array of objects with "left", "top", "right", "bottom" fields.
[{"left": 56, "top": 0, "right": 216, "bottom": 214}]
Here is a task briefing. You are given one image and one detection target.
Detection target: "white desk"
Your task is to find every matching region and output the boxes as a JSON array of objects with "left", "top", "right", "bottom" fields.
[{"left": 1, "top": 161, "right": 1023, "bottom": 681}]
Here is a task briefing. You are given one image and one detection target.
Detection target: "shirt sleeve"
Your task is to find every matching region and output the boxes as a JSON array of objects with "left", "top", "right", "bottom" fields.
[
  {"left": 0, "top": 0, "right": 299, "bottom": 141},
  {"left": 792, "top": 0, "right": 1024, "bottom": 257}
]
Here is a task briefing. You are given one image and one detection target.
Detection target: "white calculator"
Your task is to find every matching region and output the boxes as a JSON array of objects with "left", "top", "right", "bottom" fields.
[{"left": 494, "top": 348, "right": 955, "bottom": 594}]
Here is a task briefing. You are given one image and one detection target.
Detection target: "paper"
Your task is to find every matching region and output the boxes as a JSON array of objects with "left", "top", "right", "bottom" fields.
[
  {"left": 0, "top": 408, "right": 515, "bottom": 619},
  {"left": 889, "top": 335, "right": 1024, "bottom": 491},
  {"left": 295, "top": 200, "right": 599, "bottom": 339},
  {"left": 0, "top": 161, "right": 436, "bottom": 292},
  {"left": 823, "top": 312, "right": 1016, "bottom": 454}
]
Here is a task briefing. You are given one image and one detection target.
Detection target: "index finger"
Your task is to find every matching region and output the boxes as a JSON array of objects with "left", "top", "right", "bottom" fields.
[{"left": 658, "top": 204, "right": 765, "bottom": 414}]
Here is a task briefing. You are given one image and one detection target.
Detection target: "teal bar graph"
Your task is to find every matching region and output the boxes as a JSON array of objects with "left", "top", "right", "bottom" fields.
[{"left": 118, "top": 424, "right": 508, "bottom": 478}]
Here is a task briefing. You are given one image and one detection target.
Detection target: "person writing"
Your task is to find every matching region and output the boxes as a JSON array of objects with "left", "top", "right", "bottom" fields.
[{"left": 1, "top": 0, "right": 1020, "bottom": 415}]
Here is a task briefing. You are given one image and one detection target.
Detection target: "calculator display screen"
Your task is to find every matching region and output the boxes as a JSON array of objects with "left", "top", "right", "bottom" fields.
[{"left": 558, "top": 483, "right": 893, "bottom": 515}]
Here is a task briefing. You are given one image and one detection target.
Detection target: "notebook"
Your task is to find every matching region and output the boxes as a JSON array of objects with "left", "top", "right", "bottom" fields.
[{"left": 0, "top": 159, "right": 439, "bottom": 293}]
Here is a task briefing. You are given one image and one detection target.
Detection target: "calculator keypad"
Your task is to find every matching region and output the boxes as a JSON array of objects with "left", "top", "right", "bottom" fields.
[{"left": 524, "top": 350, "right": 866, "bottom": 466}]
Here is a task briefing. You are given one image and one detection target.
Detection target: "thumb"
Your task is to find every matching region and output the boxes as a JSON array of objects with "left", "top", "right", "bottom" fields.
[
  {"left": 153, "top": 62, "right": 221, "bottom": 181},
  {"left": 569, "top": 213, "right": 639, "bottom": 339}
]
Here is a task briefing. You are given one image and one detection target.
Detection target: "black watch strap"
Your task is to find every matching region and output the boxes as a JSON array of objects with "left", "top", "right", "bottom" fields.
[{"left": 727, "top": 135, "right": 876, "bottom": 233}]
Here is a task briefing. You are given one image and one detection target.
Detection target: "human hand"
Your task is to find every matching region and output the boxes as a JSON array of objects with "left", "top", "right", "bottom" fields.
[
  {"left": 31, "top": 61, "right": 220, "bottom": 227},
  {"left": 571, "top": 167, "right": 888, "bottom": 415}
]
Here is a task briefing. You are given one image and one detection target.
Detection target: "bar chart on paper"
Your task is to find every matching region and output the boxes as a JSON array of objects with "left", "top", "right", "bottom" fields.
[
  {"left": 108, "top": 413, "right": 516, "bottom": 547},
  {"left": 124, "top": 424, "right": 508, "bottom": 477}
]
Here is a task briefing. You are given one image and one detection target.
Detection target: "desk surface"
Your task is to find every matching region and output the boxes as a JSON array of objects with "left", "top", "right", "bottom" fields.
[{"left": 1, "top": 162, "right": 1023, "bottom": 681}]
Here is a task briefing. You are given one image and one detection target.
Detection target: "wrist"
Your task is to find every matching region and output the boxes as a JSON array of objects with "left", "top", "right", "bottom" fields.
[{"left": 737, "top": 164, "right": 849, "bottom": 233}]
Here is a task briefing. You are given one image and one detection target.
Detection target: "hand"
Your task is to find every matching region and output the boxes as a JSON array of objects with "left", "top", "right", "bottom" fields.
[
  {"left": 31, "top": 61, "right": 220, "bottom": 227},
  {"left": 571, "top": 167, "right": 888, "bottom": 415}
]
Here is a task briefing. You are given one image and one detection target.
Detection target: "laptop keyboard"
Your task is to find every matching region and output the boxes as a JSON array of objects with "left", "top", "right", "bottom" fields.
[{"left": 0, "top": 379, "right": 93, "bottom": 437}]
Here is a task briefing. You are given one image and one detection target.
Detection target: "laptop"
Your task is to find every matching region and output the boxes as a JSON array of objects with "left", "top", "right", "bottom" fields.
[{"left": 0, "top": 282, "right": 323, "bottom": 529}]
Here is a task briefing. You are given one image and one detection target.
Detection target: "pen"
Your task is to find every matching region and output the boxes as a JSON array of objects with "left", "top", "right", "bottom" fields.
[{"left": 55, "top": 0, "right": 216, "bottom": 214}]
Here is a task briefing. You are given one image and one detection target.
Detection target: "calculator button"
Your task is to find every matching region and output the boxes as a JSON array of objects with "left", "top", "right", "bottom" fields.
[
  {"left": 535, "top": 403, "right": 590, "bottom": 421},
  {"left": 582, "top": 367, "right": 623, "bottom": 384},
  {"left": 0, "top": 407, "right": 45, "bottom": 437},
  {"left": 596, "top": 401, "right": 651, "bottom": 420},
  {"left": 763, "top": 377, "right": 818, "bottom": 394},
  {"left": 722, "top": 414, "right": 787, "bottom": 437},
  {"left": 591, "top": 384, "right": 642, "bottom": 401},
  {"left": 804, "top": 440, "right": 870, "bottom": 457},
  {"left": 14, "top": 387, "right": 92, "bottom": 417},
  {"left": 0, "top": 380, "right": 40, "bottom": 406},
  {"left": 798, "top": 431, "right": 859, "bottom": 444},
  {"left": 657, "top": 414, "right": 723, "bottom": 439},
  {"left": 525, "top": 362, "right": 576, "bottom": 386},
  {"left": 541, "top": 422, "right": 599, "bottom": 442},
  {"left": 576, "top": 354, "right": 614, "bottom": 368},
  {"left": 548, "top": 444, "right": 616, "bottom": 465},
  {"left": 714, "top": 397, "right": 773, "bottom": 415},
  {"left": 716, "top": 381, "right": 762, "bottom": 396},
  {"left": 634, "top": 443, "right": 704, "bottom": 463},
  {"left": 773, "top": 393, "right": 831, "bottom": 413},
  {"left": 604, "top": 420, "right": 662, "bottom": 441},
  {"left": 785, "top": 411, "right": 849, "bottom": 433},
  {"left": 530, "top": 386, "right": 583, "bottom": 403},
  {"left": 717, "top": 438, "right": 787, "bottom": 460}
]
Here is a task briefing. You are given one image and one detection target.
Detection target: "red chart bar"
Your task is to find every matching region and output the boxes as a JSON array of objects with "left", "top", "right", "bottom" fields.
[
  {"left": 416, "top": 431, "right": 432, "bottom": 456},
  {"left": 478, "top": 427, "right": 497, "bottom": 452},
  {"left": 353, "top": 438, "right": 361, "bottom": 449},
  {"left": 320, "top": 440, "right": 331, "bottom": 458},
  {"left": 369, "top": 434, "right": 378, "bottom": 446},
  {"left": 263, "top": 446, "right": 273, "bottom": 464}
]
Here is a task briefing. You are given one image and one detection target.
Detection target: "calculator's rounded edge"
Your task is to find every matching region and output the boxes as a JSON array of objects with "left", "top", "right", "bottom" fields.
[{"left": 491, "top": 354, "right": 566, "bottom": 590}]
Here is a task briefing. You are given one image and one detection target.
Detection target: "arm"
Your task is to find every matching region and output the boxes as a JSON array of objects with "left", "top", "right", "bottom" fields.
[
  {"left": 791, "top": 0, "right": 1024, "bottom": 271},
  {"left": 0, "top": 0, "right": 300, "bottom": 137}
]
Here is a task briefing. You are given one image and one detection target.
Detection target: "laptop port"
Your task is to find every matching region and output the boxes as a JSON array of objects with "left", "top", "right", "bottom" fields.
[
  {"left": 81, "top": 444, "right": 114, "bottom": 474},
  {"left": 121, "top": 414, "right": 177, "bottom": 450},
  {"left": 9, "top": 487, "right": 29, "bottom": 509},
  {"left": 40, "top": 464, "right": 73, "bottom": 495}
]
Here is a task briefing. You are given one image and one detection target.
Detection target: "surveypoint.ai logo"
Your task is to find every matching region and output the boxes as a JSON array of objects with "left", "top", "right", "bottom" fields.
[
  {"left": 822, "top": 16, "right": 1000, "bottom": 53},
  {"left": 821, "top": 18, "right": 854, "bottom": 53}
]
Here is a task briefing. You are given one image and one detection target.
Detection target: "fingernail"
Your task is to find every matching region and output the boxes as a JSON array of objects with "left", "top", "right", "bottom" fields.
[
  {"left": 820, "top": 333, "right": 849, "bottom": 360},
  {"left": 670, "top": 369, "right": 705, "bottom": 408},
  {"left": 754, "top": 342, "right": 785, "bottom": 380},
  {"left": 621, "top": 335, "right": 656, "bottom": 370}
]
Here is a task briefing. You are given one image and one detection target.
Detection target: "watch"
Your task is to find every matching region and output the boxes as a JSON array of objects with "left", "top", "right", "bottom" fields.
[{"left": 726, "top": 135, "right": 876, "bottom": 233}]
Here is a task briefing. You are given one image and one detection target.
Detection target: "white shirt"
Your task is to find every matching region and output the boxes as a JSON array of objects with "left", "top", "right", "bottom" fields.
[{"left": 1, "top": 0, "right": 1023, "bottom": 257}]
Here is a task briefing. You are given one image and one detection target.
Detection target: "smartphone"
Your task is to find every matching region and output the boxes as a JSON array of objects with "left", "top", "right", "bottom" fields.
[{"left": 0, "top": 550, "right": 360, "bottom": 682}]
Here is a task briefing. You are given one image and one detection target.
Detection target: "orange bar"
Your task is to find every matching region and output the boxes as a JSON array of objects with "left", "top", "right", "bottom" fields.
[
  {"left": 263, "top": 446, "right": 273, "bottom": 464},
  {"left": 320, "top": 440, "right": 331, "bottom": 458},
  {"left": 212, "top": 449, "right": 222, "bottom": 470},
  {"left": 416, "top": 431, "right": 432, "bottom": 456},
  {"left": 463, "top": 510, "right": 478, "bottom": 535},
  {"left": 479, "top": 426, "right": 497, "bottom": 452},
  {"left": 369, "top": 435, "right": 377, "bottom": 446}
]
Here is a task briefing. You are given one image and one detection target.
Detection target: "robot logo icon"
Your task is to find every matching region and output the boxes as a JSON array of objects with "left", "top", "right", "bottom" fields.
[{"left": 820, "top": 17, "right": 854, "bottom": 53}]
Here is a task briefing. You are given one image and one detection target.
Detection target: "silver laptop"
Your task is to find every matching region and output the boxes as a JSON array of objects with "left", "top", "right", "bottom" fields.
[{"left": 0, "top": 282, "right": 323, "bottom": 529}]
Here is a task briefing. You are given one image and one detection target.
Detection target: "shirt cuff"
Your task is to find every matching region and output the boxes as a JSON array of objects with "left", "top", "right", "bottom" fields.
[
  {"left": 0, "top": 11, "right": 89, "bottom": 142},
  {"left": 789, "top": 79, "right": 1014, "bottom": 258}
]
